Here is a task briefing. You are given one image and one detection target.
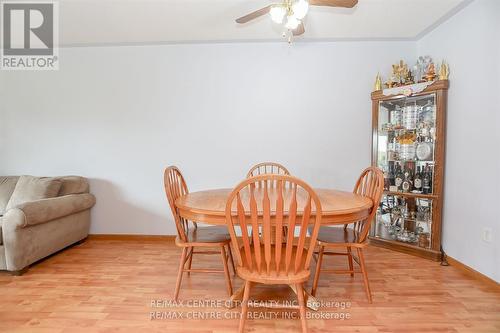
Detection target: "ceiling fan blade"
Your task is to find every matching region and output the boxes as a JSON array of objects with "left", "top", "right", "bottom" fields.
[
  {"left": 293, "top": 22, "right": 305, "bottom": 36},
  {"left": 310, "top": 0, "right": 358, "bottom": 8},
  {"left": 235, "top": 5, "right": 272, "bottom": 24}
]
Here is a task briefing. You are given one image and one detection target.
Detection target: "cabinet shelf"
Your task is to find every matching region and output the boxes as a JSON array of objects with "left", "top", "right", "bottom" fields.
[
  {"left": 368, "top": 236, "right": 441, "bottom": 261},
  {"left": 386, "top": 159, "right": 435, "bottom": 163},
  {"left": 383, "top": 191, "right": 437, "bottom": 199}
]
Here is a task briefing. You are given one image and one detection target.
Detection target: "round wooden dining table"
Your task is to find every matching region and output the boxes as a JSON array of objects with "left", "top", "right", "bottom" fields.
[
  {"left": 175, "top": 187, "right": 373, "bottom": 311},
  {"left": 175, "top": 188, "right": 373, "bottom": 226}
]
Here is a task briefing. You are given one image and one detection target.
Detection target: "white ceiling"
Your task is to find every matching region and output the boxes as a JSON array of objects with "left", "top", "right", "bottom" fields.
[{"left": 56, "top": 0, "right": 471, "bottom": 46}]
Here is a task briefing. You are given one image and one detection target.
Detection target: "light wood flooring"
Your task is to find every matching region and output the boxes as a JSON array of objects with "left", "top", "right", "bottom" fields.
[{"left": 0, "top": 237, "right": 499, "bottom": 333}]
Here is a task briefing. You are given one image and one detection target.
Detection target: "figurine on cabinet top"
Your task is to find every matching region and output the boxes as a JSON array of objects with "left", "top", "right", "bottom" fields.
[
  {"left": 413, "top": 56, "right": 433, "bottom": 83},
  {"left": 385, "top": 60, "right": 412, "bottom": 88},
  {"left": 439, "top": 61, "right": 450, "bottom": 80},
  {"left": 374, "top": 73, "right": 383, "bottom": 91},
  {"left": 424, "top": 62, "right": 437, "bottom": 82}
]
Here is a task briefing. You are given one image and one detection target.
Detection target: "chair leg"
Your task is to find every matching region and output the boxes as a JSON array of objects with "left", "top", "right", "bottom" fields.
[
  {"left": 220, "top": 246, "right": 233, "bottom": 296},
  {"left": 174, "top": 247, "right": 187, "bottom": 301},
  {"left": 296, "top": 283, "right": 308, "bottom": 333},
  {"left": 357, "top": 248, "right": 372, "bottom": 303},
  {"left": 347, "top": 246, "right": 354, "bottom": 277},
  {"left": 187, "top": 246, "right": 194, "bottom": 276},
  {"left": 227, "top": 244, "right": 236, "bottom": 276},
  {"left": 311, "top": 245, "right": 324, "bottom": 297},
  {"left": 239, "top": 280, "right": 252, "bottom": 333}
]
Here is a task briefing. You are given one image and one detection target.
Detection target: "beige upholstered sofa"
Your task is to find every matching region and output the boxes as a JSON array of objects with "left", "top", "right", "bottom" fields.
[{"left": 0, "top": 175, "right": 95, "bottom": 274}]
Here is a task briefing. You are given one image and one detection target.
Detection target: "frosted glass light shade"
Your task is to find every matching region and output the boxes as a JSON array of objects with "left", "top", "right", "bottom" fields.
[
  {"left": 270, "top": 6, "right": 286, "bottom": 24},
  {"left": 292, "top": 0, "right": 309, "bottom": 20},
  {"left": 285, "top": 16, "right": 300, "bottom": 30}
]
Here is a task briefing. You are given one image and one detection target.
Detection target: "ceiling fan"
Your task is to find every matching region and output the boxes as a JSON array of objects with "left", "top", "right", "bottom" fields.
[{"left": 235, "top": 0, "right": 358, "bottom": 40}]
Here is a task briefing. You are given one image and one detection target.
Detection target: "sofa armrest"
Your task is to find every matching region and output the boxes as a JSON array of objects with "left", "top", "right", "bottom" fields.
[{"left": 4, "top": 193, "right": 96, "bottom": 228}]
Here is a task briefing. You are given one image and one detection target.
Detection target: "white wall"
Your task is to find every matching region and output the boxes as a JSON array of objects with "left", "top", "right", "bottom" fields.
[
  {"left": 417, "top": 0, "right": 500, "bottom": 282},
  {"left": 0, "top": 41, "right": 414, "bottom": 235}
]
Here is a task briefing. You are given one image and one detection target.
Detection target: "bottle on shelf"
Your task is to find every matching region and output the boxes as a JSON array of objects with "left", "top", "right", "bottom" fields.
[
  {"left": 414, "top": 166, "right": 423, "bottom": 193},
  {"left": 388, "top": 162, "right": 395, "bottom": 186},
  {"left": 408, "top": 161, "right": 415, "bottom": 182},
  {"left": 395, "top": 163, "right": 404, "bottom": 192},
  {"left": 387, "top": 133, "right": 398, "bottom": 161},
  {"left": 428, "top": 164, "right": 433, "bottom": 191},
  {"left": 422, "top": 163, "right": 433, "bottom": 194},
  {"left": 388, "top": 162, "right": 398, "bottom": 192},
  {"left": 383, "top": 168, "right": 390, "bottom": 191},
  {"left": 402, "top": 165, "right": 413, "bottom": 193}
]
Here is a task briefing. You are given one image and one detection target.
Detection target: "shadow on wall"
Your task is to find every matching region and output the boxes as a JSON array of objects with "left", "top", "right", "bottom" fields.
[{"left": 88, "top": 178, "right": 173, "bottom": 235}]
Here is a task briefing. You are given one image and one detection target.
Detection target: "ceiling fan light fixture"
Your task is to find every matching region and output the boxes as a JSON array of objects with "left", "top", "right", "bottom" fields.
[
  {"left": 236, "top": 0, "right": 359, "bottom": 41},
  {"left": 285, "top": 15, "right": 300, "bottom": 30},
  {"left": 292, "top": 0, "right": 309, "bottom": 20},
  {"left": 270, "top": 5, "right": 286, "bottom": 24}
]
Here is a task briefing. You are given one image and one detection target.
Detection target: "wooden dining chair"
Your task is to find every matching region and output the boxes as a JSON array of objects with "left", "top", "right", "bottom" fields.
[
  {"left": 246, "top": 162, "right": 290, "bottom": 178},
  {"left": 164, "top": 166, "right": 235, "bottom": 300},
  {"left": 310, "top": 167, "right": 384, "bottom": 303},
  {"left": 225, "top": 174, "right": 322, "bottom": 333}
]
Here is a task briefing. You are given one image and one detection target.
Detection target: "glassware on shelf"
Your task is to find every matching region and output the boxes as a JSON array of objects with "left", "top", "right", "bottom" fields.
[
  {"left": 381, "top": 123, "right": 393, "bottom": 132},
  {"left": 416, "top": 205, "right": 431, "bottom": 222},
  {"left": 420, "top": 101, "right": 436, "bottom": 124},
  {"left": 373, "top": 194, "right": 433, "bottom": 246},
  {"left": 417, "top": 121, "right": 431, "bottom": 138},
  {"left": 397, "top": 132, "right": 417, "bottom": 160},
  {"left": 387, "top": 133, "right": 398, "bottom": 161},
  {"left": 391, "top": 106, "right": 403, "bottom": 128},
  {"left": 417, "top": 101, "right": 436, "bottom": 140},
  {"left": 402, "top": 104, "right": 418, "bottom": 130},
  {"left": 399, "top": 143, "right": 416, "bottom": 160},
  {"left": 397, "top": 229, "right": 410, "bottom": 242}
]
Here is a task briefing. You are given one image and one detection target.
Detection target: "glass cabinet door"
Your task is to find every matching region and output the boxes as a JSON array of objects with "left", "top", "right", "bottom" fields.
[{"left": 371, "top": 93, "right": 437, "bottom": 248}]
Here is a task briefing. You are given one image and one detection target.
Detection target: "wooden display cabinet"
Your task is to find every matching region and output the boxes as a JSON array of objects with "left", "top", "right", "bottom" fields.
[{"left": 369, "top": 80, "right": 449, "bottom": 261}]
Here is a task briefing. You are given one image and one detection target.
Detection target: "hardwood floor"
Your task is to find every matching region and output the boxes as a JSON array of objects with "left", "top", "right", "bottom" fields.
[{"left": 0, "top": 237, "right": 499, "bottom": 333}]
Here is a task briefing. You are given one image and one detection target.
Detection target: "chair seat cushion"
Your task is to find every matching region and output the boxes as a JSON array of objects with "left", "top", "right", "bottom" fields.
[
  {"left": 183, "top": 226, "right": 231, "bottom": 244},
  {"left": 236, "top": 245, "right": 310, "bottom": 284},
  {"left": 309, "top": 226, "right": 361, "bottom": 244}
]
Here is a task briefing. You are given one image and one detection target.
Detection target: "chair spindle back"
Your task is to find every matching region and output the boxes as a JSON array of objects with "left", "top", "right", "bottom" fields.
[
  {"left": 246, "top": 162, "right": 290, "bottom": 188},
  {"left": 225, "top": 175, "right": 322, "bottom": 276},
  {"left": 164, "top": 166, "right": 193, "bottom": 242},
  {"left": 351, "top": 167, "right": 384, "bottom": 243}
]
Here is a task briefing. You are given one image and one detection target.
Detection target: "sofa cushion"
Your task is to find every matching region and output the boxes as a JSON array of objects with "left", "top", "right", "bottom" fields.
[
  {"left": 6, "top": 176, "right": 62, "bottom": 211},
  {"left": 0, "top": 176, "right": 19, "bottom": 215},
  {"left": 55, "top": 176, "right": 89, "bottom": 196}
]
